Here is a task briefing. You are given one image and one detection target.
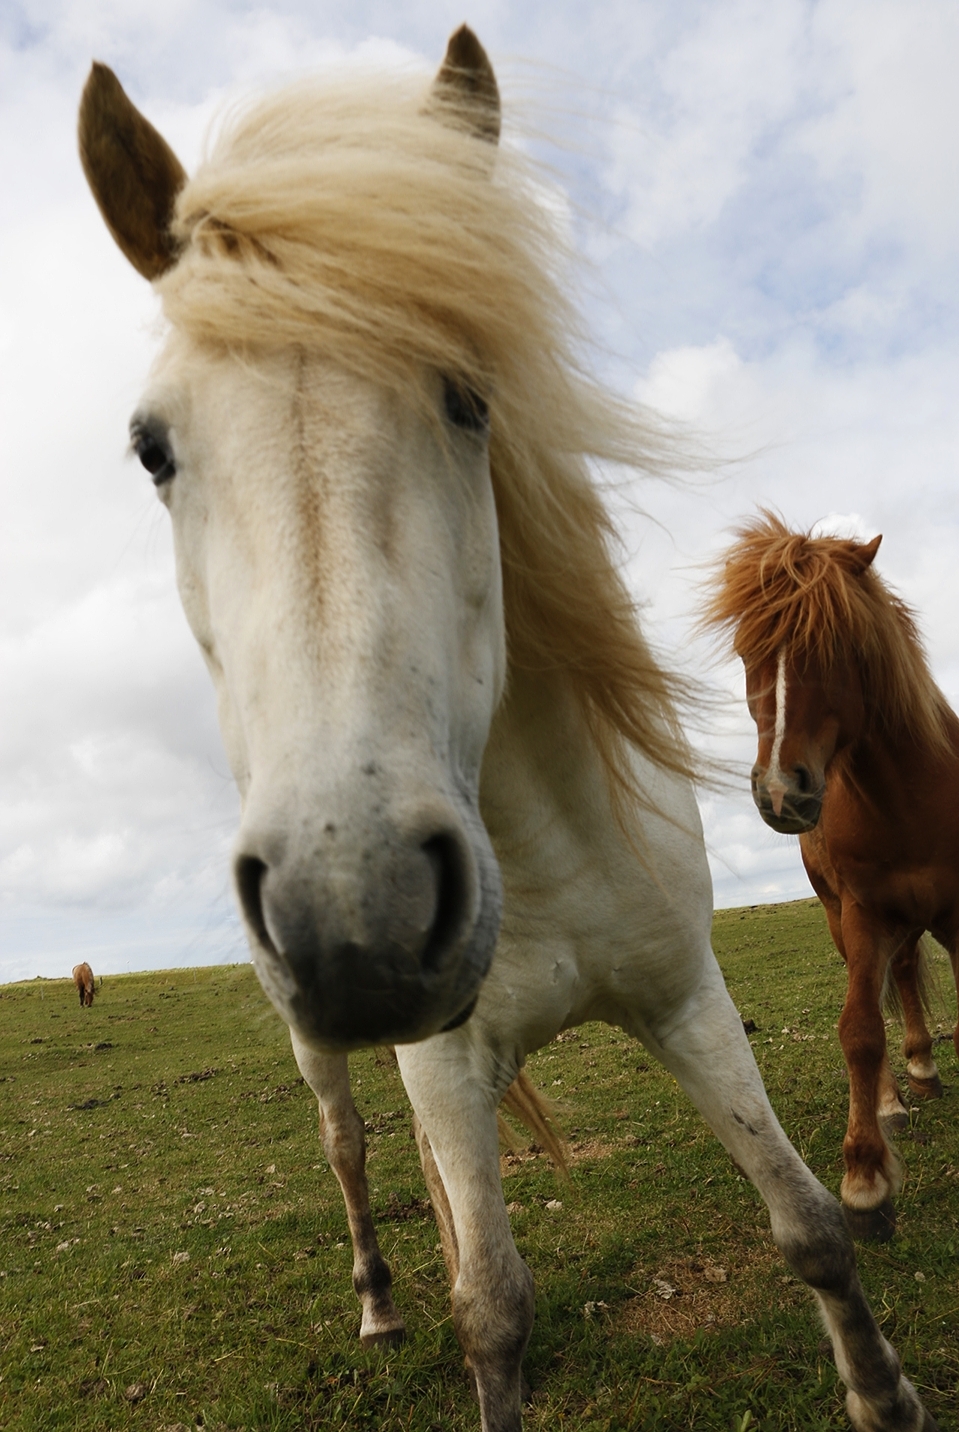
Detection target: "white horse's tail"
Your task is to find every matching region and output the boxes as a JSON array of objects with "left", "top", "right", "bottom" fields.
[{"left": 498, "top": 1068, "right": 568, "bottom": 1178}]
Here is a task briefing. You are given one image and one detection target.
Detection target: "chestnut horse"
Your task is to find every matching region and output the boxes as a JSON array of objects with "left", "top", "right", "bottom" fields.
[
  {"left": 706, "top": 513, "right": 959, "bottom": 1241},
  {"left": 72, "top": 962, "right": 95, "bottom": 1007},
  {"left": 77, "top": 30, "right": 937, "bottom": 1431}
]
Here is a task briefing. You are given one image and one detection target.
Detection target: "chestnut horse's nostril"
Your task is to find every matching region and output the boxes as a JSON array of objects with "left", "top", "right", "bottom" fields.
[
  {"left": 421, "top": 833, "right": 468, "bottom": 974},
  {"left": 235, "top": 855, "right": 276, "bottom": 954},
  {"left": 793, "top": 764, "right": 813, "bottom": 795}
]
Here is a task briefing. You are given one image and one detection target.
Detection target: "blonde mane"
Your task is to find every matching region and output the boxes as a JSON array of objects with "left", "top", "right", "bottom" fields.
[
  {"left": 703, "top": 513, "right": 952, "bottom": 756},
  {"left": 155, "top": 70, "right": 694, "bottom": 802}
]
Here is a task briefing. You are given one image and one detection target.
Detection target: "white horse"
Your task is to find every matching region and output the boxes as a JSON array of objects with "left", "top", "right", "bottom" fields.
[{"left": 78, "top": 27, "right": 937, "bottom": 1432}]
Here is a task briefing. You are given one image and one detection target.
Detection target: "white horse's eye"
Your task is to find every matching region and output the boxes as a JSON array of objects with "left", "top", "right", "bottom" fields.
[
  {"left": 443, "top": 377, "right": 489, "bottom": 435},
  {"left": 131, "top": 425, "right": 176, "bottom": 486}
]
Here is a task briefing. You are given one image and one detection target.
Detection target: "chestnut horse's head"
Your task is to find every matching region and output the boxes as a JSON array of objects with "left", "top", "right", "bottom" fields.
[
  {"left": 700, "top": 514, "right": 917, "bottom": 837},
  {"left": 743, "top": 643, "right": 867, "bottom": 833}
]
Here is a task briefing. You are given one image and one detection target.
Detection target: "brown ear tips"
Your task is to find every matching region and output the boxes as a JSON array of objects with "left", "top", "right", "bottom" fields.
[
  {"left": 851, "top": 533, "right": 882, "bottom": 574},
  {"left": 78, "top": 61, "right": 111, "bottom": 165},
  {"left": 444, "top": 24, "right": 492, "bottom": 70},
  {"left": 83, "top": 59, "right": 119, "bottom": 94},
  {"left": 78, "top": 61, "right": 129, "bottom": 164},
  {"left": 432, "top": 24, "right": 501, "bottom": 144},
  {"left": 77, "top": 62, "right": 186, "bottom": 280}
]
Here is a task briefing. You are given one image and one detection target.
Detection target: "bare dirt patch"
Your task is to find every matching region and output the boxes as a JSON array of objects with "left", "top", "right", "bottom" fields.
[
  {"left": 565, "top": 1135, "right": 623, "bottom": 1165},
  {"left": 620, "top": 1243, "right": 793, "bottom": 1344},
  {"left": 500, "top": 1133, "right": 625, "bottom": 1178}
]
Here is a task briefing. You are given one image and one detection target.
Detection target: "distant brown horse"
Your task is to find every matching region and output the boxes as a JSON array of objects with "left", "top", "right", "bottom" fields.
[
  {"left": 72, "top": 962, "right": 95, "bottom": 1007},
  {"left": 705, "top": 513, "right": 959, "bottom": 1241}
]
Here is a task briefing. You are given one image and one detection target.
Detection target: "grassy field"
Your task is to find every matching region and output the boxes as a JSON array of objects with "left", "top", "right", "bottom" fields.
[{"left": 1, "top": 899, "right": 957, "bottom": 1431}]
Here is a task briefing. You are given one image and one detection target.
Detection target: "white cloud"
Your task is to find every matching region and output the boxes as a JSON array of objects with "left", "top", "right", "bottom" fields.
[
  {"left": 802, "top": 0, "right": 959, "bottom": 259},
  {"left": 636, "top": 337, "right": 752, "bottom": 427},
  {"left": 605, "top": 0, "right": 807, "bottom": 246}
]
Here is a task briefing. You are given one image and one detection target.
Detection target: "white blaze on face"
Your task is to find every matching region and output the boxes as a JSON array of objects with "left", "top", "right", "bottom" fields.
[{"left": 767, "top": 648, "right": 788, "bottom": 816}]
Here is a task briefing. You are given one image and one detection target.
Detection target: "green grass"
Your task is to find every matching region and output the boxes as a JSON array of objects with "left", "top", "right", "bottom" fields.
[{"left": 1, "top": 899, "right": 957, "bottom": 1430}]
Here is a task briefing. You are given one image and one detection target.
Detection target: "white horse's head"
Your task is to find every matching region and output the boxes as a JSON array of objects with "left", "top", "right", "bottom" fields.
[
  {"left": 79, "top": 26, "right": 688, "bottom": 1051},
  {"left": 79, "top": 30, "right": 507, "bottom": 1049}
]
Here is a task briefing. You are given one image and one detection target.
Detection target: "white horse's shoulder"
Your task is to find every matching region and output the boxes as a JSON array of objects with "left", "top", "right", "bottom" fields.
[{"left": 478, "top": 667, "right": 714, "bottom": 1047}]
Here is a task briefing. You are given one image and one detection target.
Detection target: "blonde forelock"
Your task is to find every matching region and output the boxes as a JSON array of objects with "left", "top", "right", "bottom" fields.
[{"left": 156, "top": 70, "right": 697, "bottom": 803}]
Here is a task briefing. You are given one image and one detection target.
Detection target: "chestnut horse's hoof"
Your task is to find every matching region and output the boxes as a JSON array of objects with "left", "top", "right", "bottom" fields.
[
  {"left": 360, "top": 1325, "right": 407, "bottom": 1348},
  {"left": 879, "top": 1109, "right": 909, "bottom": 1135},
  {"left": 907, "top": 1072, "right": 943, "bottom": 1101},
  {"left": 843, "top": 1199, "right": 896, "bottom": 1242}
]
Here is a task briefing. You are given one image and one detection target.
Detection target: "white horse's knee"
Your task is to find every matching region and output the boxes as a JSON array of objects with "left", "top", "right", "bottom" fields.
[
  {"left": 453, "top": 1253, "right": 533, "bottom": 1362},
  {"left": 453, "top": 1255, "right": 534, "bottom": 1432},
  {"left": 771, "top": 1187, "right": 857, "bottom": 1294}
]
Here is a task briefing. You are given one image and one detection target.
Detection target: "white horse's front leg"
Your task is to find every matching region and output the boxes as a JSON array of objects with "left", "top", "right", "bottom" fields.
[
  {"left": 289, "top": 1032, "right": 406, "bottom": 1346},
  {"left": 642, "top": 965, "right": 938, "bottom": 1432},
  {"left": 397, "top": 1039, "right": 533, "bottom": 1432}
]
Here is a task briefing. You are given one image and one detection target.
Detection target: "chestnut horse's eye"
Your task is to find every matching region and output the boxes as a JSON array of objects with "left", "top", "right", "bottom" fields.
[
  {"left": 131, "top": 426, "right": 176, "bottom": 485},
  {"left": 443, "top": 377, "right": 489, "bottom": 435}
]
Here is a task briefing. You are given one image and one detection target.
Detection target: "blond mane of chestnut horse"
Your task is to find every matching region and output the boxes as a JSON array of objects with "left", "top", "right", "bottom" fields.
[
  {"left": 705, "top": 512, "right": 959, "bottom": 1244},
  {"left": 72, "top": 962, "right": 95, "bottom": 1007},
  {"left": 78, "top": 31, "right": 937, "bottom": 1432}
]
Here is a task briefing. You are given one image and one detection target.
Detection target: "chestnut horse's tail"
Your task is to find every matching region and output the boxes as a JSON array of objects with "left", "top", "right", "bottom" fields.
[
  {"left": 498, "top": 1068, "right": 568, "bottom": 1178},
  {"left": 882, "top": 936, "right": 939, "bottom": 1022}
]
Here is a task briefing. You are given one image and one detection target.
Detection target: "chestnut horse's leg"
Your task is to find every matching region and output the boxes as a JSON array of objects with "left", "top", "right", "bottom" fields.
[
  {"left": 891, "top": 939, "right": 943, "bottom": 1101},
  {"left": 875, "top": 1047, "right": 909, "bottom": 1132},
  {"left": 289, "top": 1032, "right": 406, "bottom": 1346},
  {"left": 398, "top": 1041, "right": 533, "bottom": 1432},
  {"left": 644, "top": 965, "right": 936, "bottom": 1432},
  {"left": 802, "top": 845, "right": 910, "bottom": 1154},
  {"left": 836, "top": 905, "right": 903, "bottom": 1241}
]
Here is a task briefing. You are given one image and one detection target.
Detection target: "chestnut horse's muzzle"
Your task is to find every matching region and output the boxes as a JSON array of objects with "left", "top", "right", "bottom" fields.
[{"left": 751, "top": 766, "right": 824, "bottom": 834}]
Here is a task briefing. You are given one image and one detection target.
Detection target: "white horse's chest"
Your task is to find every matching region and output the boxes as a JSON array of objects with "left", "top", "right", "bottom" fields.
[{"left": 477, "top": 673, "right": 715, "bottom": 1055}]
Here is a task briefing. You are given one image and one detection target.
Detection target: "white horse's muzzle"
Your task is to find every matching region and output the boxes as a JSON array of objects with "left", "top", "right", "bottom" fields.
[{"left": 233, "top": 789, "right": 501, "bottom": 1048}]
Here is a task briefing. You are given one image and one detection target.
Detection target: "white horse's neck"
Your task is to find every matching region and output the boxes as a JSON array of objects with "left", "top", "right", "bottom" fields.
[
  {"left": 477, "top": 666, "right": 714, "bottom": 1050},
  {"left": 480, "top": 667, "right": 614, "bottom": 883}
]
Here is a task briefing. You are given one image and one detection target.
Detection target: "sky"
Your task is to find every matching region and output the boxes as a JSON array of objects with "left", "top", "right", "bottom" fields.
[{"left": 2, "top": 0, "right": 958, "bottom": 984}]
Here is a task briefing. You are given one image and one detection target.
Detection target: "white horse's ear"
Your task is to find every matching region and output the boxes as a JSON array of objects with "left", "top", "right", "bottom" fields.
[
  {"left": 428, "top": 25, "right": 501, "bottom": 146},
  {"left": 851, "top": 534, "right": 882, "bottom": 573},
  {"left": 78, "top": 62, "right": 187, "bottom": 280}
]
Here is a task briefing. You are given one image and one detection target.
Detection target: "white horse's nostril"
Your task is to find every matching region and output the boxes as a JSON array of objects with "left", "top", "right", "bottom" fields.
[
  {"left": 235, "top": 855, "right": 275, "bottom": 954},
  {"left": 235, "top": 832, "right": 470, "bottom": 976},
  {"left": 229, "top": 815, "right": 490, "bottom": 1046},
  {"left": 421, "top": 833, "right": 468, "bottom": 974}
]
